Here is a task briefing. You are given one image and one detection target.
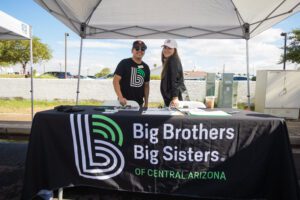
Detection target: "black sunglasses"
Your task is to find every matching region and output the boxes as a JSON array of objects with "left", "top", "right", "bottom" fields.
[{"left": 134, "top": 46, "right": 146, "bottom": 51}]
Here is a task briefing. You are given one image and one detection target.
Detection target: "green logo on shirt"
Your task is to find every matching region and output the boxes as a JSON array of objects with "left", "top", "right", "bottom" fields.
[{"left": 137, "top": 68, "right": 145, "bottom": 78}]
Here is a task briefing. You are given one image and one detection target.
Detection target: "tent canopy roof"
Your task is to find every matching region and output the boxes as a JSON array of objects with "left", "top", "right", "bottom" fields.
[
  {"left": 0, "top": 10, "right": 31, "bottom": 40},
  {"left": 34, "top": 0, "right": 299, "bottom": 39}
]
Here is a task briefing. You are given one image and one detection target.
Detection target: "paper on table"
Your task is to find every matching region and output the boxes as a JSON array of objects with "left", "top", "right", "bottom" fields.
[
  {"left": 102, "top": 109, "right": 118, "bottom": 114},
  {"left": 188, "top": 110, "right": 231, "bottom": 116},
  {"left": 179, "top": 108, "right": 204, "bottom": 112},
  {"left": 142, "top": 108, "right": 183, "bottom": 115},
  {"left": 115, "top": 106, "right": 140, "bottom": 111}
]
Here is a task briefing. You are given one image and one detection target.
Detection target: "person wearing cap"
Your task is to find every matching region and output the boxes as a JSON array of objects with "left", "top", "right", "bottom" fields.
[
  {"left": 113, "top": 40, "right": 150, "bottom": 107},
  {"left": 160, "top": 39, "right": 187, "bottom": 107}
]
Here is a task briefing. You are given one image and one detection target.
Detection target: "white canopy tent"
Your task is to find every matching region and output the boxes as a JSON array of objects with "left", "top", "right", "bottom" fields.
[
  {"left": 0, "top": 10, "right": 34, "bottom": 119},
  {"left": 34, "top": 0, "right": 300, "bottom": 107},
  {"left": 0, "top": 11, "right": 31, "bottom": 39}
]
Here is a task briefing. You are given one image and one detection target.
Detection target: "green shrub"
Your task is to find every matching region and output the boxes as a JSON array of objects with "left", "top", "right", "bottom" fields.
[
  {"left": 37, "top": 74, "right": 57, "bottom": 79},
  {"left": 237, "top": 102, "right": 255, "bottom": 111}
]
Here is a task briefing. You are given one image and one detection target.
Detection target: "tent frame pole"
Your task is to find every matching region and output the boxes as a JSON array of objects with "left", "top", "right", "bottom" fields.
[
  {"left": 30, "top": 28, "right": 34, "bottom": 120},
  {"left": 243, "top": 23, "right": 251, "bottom": 110},
  {"left": 246, "top": 39, "right": 251, "bottom": 110},
  {"left": 76, "top": 37, "right": 83, "bottom": 105},
  {"left": 58, "top": 188, "right": 63, "bottom": 200}
]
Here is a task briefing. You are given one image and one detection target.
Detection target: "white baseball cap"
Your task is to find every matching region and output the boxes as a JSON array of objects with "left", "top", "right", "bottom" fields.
[{"left": 162, "top": 39, "right": 177, "bottom": 48}]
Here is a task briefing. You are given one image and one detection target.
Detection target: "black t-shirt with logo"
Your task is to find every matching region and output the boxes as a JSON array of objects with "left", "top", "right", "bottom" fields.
[{"left": 114, "top": 58, "right": 150, "bottom": 105}]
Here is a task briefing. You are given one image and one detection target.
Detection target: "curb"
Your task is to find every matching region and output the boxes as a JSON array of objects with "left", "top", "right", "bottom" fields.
[{"left": 0, "top": 121, "right": 31, "bottom": 134}]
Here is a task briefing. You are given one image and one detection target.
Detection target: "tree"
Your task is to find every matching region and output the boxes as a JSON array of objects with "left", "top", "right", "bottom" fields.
[
  {"left": 0, "top": 43, "right": 9, "bottom": 66},
  {"left": 0, "top": 61, "right": 9, "bottom": 66},
  {"left": 280, "top": 29, "right": 300, "bottom": 64},
  {"left": 95, "top": 67, "right": 111, "bottom": 78},
  {"left": 0, "top": 37, "right": 52, "bottom": 74}
]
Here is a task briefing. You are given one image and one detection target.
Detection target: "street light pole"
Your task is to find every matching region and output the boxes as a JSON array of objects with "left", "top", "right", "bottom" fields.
[
  {"left": 65, "top": 33, "right": 69, "bottom": 78},
  {"left": 281, "top": 32, "right": 287, "bottom": 70}
]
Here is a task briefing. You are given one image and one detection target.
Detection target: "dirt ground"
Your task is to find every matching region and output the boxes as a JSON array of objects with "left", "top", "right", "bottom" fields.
[{"left": 0, "top": 113, "right": 31, "bottom": 122}]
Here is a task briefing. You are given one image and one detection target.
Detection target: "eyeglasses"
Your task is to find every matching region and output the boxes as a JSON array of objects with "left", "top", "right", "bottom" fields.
[{"left": 134, "top": 46, "right": 146, "bottom": 51}]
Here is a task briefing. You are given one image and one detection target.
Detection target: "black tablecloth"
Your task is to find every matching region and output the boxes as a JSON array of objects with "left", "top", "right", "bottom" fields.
[{"left": 22, "top": 106, "right": 300, "bottom": 200}]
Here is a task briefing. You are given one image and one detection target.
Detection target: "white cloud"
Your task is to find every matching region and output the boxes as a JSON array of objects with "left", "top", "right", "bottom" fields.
[
  {"left": 163, "top": 28, "right": 286, "bottom": 74},
  {"left": 251, "top": 28, "right": 283, "bottom": 43},
  {"left": 42, "top": 28, "right": 293, "bottom": 75}
]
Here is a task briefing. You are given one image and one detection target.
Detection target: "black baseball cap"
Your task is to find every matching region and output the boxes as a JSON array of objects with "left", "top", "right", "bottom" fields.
[{"left": 132, "top": 40, "right": 147, "bottom": 49}]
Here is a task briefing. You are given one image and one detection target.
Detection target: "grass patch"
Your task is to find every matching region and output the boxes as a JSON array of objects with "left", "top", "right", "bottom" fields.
[
  {"left": 0, "top": 98, "right": 163, "bottom": 114},
  {"left": 0, "top": 98, "right": 102, "bottom": 113},
  {"left": 237, "top": 102, "right": 255, "bottom": 111},
  {"left": 150, "top": 75, "right": 161, "bottom": 80},
  {"left": 0, "top": 74, "right": 58, "bottom": 79},
  {"left": 148, "top": 102, "right": 163, "bottom": 108},
  {"left": 36, "top": 74, "right": 57, "bottom": 79},
  {"left": 0, "top": 74, "right": 25, "bottom": 78}
]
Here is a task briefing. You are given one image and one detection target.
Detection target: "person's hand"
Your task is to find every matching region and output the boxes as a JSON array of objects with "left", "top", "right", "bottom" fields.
[
  {"left": 118, "top": 97, "right": 127, "bottom": 106},
  {"left": 143, "top": 102, "right": 148, "bottom": 108},
  {"left": 170, "top": 97, "right": 179, "bottom": 108}
]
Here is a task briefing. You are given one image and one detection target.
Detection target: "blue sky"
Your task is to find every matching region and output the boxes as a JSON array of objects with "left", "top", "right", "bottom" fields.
[{"left": 1, "top": 0, "right": 300, "bottom": 75}]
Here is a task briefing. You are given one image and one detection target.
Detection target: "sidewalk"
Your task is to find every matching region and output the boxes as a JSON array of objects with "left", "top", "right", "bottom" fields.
[
  {"left": 0, "top": 114, "right": 31, "bottom": 135},
  {"left": 287, "top": 120, "right": 300, "bottom": 146}
]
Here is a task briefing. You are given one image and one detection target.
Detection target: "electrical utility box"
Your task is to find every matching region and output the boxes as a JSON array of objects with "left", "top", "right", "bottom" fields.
[
  {"left": 206, "top": 73, "right": 216, "bottom": 96},
  {"left": 218, "top": 73, "right": 234, "bottom": 108},
  {"left": 255, "top": 70, "right": 300, "bottom": 119},
  {"left": 232, "top": 81, "right": 238, "bottom": 108}
]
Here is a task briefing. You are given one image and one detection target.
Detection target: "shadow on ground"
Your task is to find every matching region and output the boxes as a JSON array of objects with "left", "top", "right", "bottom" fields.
[{"left": 0, "top": 141, "right": 27, "bottom": 200}]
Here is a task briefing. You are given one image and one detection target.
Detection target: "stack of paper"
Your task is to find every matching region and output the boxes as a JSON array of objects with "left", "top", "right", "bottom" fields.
[
  {"left": 115, "top": 106, "right": 140, "bottom": 111},
  {"left": 188, "top": 110, "right": 231, "bottom": 116},
  {"left": 142, "top": 108, "right": 183, "bottom": 115}
]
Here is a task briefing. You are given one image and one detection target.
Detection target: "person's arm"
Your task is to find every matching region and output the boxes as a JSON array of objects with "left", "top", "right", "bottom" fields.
[
  {"left": 143, "top": 82, "right": 150, "bottom": 108},
  {"left": 113, "top": 74, "right": 127, "bottom": 106},
  {"left": 170, "top": 60, "right": 181, "bottom": 97},
  {"left": 169, "top": 59, "right": 180, "bottom": 107}
]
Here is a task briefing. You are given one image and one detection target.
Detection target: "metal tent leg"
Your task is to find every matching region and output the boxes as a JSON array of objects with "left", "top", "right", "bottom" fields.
[
  {"left": 30, "top": 35, "right": 34, "bottom": 120},
  {"left": 76, "top": 38, "right": 83, "bottom": 105},
  {"left": 246, "top": 39, "right": 251, "bottom": 110},
  {"left": 58, "top": 188, "right": 63, "bottom": 200}
]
